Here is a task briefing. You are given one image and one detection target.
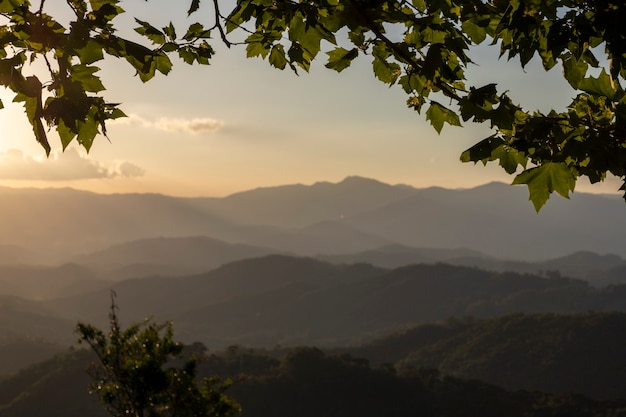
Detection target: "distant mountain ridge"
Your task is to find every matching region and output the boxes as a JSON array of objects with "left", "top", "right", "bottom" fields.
[
  {"left": 198, "top": 176, "right": 417, "bottom": 227},
  {"left": 0, "top": 177, "right": 624, "bottom": 264},
  {"left": 73, "top": 235, "right": 280, "bottom": 279},
  {"left": 320, "top": 246, "right": 626, "bottom": 284}
]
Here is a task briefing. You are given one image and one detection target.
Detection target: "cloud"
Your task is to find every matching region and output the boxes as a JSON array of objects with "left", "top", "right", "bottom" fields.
[
  {"left": 0, "top": 148, "right": 145, "bottom": 181},
  {"left": 114, "top": 114, "right": 224, "bottom": 134},
  {"left": 113, "top": 161, "right": 146, "bottom": 178}
]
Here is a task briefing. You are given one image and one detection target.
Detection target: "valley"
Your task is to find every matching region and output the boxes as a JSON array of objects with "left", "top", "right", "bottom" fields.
[{"left": 1, "top": 177, "right": 626, "bottom": 416}]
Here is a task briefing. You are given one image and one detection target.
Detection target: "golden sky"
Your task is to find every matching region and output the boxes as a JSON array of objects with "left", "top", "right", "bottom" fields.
[{"left": 0, "top": 1, "right": 622, "bottom": 197}]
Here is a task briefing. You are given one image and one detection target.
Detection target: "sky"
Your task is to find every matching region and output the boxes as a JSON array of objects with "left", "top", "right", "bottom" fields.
[{"left": 0, "top": 1, "right": 622, "bottom": 197}]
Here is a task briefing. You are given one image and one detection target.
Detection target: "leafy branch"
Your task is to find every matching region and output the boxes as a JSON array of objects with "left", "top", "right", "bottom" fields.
[{"left": 3, "top": 0, "right": 626, "bottom": 210}]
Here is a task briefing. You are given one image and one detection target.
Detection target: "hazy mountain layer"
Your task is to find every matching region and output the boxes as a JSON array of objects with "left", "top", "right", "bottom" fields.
[
  {"left": 0, "top": 263, "right": 107, "bottom": 299},
  {"left": 0, "top": 295, "right": 75, "bottom": 345},
  {"left": 0, "top": 337, "right": 66, "bottom": 376},
  {"left": 321, "top": 247, "right": 626, "bottom": 285},
  {"left": 73, "top": 235, "right": 281, "bottom": 279},
  {"left": 34, "top": 255, "right": 626, "bottom": 349},
  {"left": 0, "top": 177, "right": 624, "bottom": 263}
]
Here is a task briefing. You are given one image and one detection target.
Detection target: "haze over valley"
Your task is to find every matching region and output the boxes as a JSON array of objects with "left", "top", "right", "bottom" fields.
[{"left": 3, "top": 177, "right": 626, "bottom": 416}]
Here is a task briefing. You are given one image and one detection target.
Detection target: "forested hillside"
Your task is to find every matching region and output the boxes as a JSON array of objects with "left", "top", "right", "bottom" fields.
[
  {"left": 345, "top": 312, "right": 626, "bottom": 399},
  {"left": 5, "top": 255, "right": 626, "bottom": 357},
  {"left": 3, "top": 336, "right": 626, "bottom": 417},
  {"left": 36, "top": 256, "right": 626, "bottom": 348}
]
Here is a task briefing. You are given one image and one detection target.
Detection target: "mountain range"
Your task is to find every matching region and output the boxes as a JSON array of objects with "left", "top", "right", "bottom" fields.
[
  {"left": 0, "top": 177, "right": 624, "bottom": 264},
  {"left": 2, "top": 176, "right": 626, "bottom": 379},
  {"left": 1, "top": 255, "right": 616, "bottom": 352}
]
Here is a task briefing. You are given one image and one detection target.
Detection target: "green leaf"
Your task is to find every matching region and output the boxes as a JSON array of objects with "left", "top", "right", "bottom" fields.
[
  {"left": 246, "top": 41, "right": 269, "bottom": 58},
  {"left": 288, "top": 13, "right": 310, "bottom": 46},
  {"left": 325, "top": 47, "right": 358, "bottom": 72},
  {"left": 578, "top": 69, "right": 616, "bottom": 99},
  {"left": 512, "top": 162, "right": 576, "bottom": 212},
  {"left": 420, "top": 27, "right": 447, "bottom": 45},
  {"left": 288, "top": 43, "right": 310, "bottom": 72},
  {"left": 426, "top": 101, "right": 461, "bottom": 134},
  {"left": 298, "top": 26, "right": 325, "bottom": 58},
  {"left": 268, "top": 44, "right": 287, "bottom": 69},
  {"left": 348, "top": 30, "right": 365, "bottom": 47},
  {"left": 372, "top": 55, "right": 400, "bottom": 84},
  {"left": 76, "top": 110, "right": 100, "bottom": 151},
  {"left": 288, "top": 14, "right": 331, "bottom": 59},
  {"left": 490, "top": 94, "right": 519, "bottom": 130},
  {"left": 460, "top": 135, "right": 505, "bottom": 163},
  {"left": 492, "top": 145, "right": 527, "bottom": 174},
  {"left": 194, "top": 42, "right": 213, "bottom": 64},
  {"left": 71, "top": 65, "right": 105, "bottom": 92},
  {"left": 14, "top": 76, "right": 49, "bottom": 155},
  {"left": 371, "top": 43, "right": 397, "bottom": 83},
  {"left": 164, "top": 22, "right": 177, "bottom": 41},
  {"left": 178, "top": 47, "right": 195, "bottom": 64},
  {"left": 412, "top": 0, "right": 426, "bottom": 12},
  {"left": 89, "top": 0, "right": 120, "bottom": 12},
  {"left": 107, "top": 107, "right": 126, "bottom": 120},
  {"left": 459, "top": 83, "right": 498, "bottom": 122},
  {"left": 0, "top": 0, "right": 27, "bottom": 14},
  {"left": 76, "top": 39, "right": 104, "bottom": 64},
  {"left": 134, "top": 19, "right": 166, "bottom": 45},
  {"left": 246, "top": 33, "right": 271, "bottom": 59},
  {"left": 88, "top": 1, "right": 124, "bottom": 21},
  {"left": 226, "top": 2, "right": 255, "bottom": 33},
  {"left": 406, "top": 94, "right": 425, "bottom": 113},
  {"left": 154, "top": 55, "right": 172, "bottom": 75},
  {"left": 461, "top": 19, "right": 487, "bottom": 44},
  {"left": 183, "top": 22, "right": 209, "bottom": 41},
  {"left": 188, "top": 0, "right": 200, "bottom": 15},
  {"left": 562, "top": 54, "right": 588, "bottom": 89},
  {"left": 161, "top": 42, "right": 178, "bottom": 53},
  {"left": 57, "top": 120, "right": 76, "bottom": 150}
]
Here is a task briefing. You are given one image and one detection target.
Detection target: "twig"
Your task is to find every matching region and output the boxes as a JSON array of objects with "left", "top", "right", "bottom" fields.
[{"left": 212, "top": 0, "right": 232, "bottom": 47}]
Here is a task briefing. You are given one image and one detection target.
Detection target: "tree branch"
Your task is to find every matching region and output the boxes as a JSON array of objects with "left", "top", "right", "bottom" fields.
[{"left": 212, "top": 0, "right": 231, "bottom": 47}]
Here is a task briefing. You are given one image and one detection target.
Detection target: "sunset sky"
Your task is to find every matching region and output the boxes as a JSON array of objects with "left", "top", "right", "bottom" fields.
[{"left": 0, "top": 1, "right": 621, "bottom": 197}]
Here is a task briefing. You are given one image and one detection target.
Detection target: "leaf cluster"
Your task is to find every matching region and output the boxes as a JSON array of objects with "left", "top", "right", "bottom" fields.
[{"left": 0, "top": 0, "right": 213, "bottom": 154}]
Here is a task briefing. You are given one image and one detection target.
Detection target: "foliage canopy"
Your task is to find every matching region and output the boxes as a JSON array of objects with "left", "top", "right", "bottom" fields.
[
  {"left": 76, "top": 296, "right": 240, "bottom": 417},
  {"left": 1, "top": 0, "right": 625, "bottom": 209}
]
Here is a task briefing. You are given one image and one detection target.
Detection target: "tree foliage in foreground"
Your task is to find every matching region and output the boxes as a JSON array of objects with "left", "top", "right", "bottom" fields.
[
  {"left": 1, "top": 0, "right": 626, "bottom": 209},
  {"left": 75, "top": 297, "right": 240, "bottom": 417}
]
